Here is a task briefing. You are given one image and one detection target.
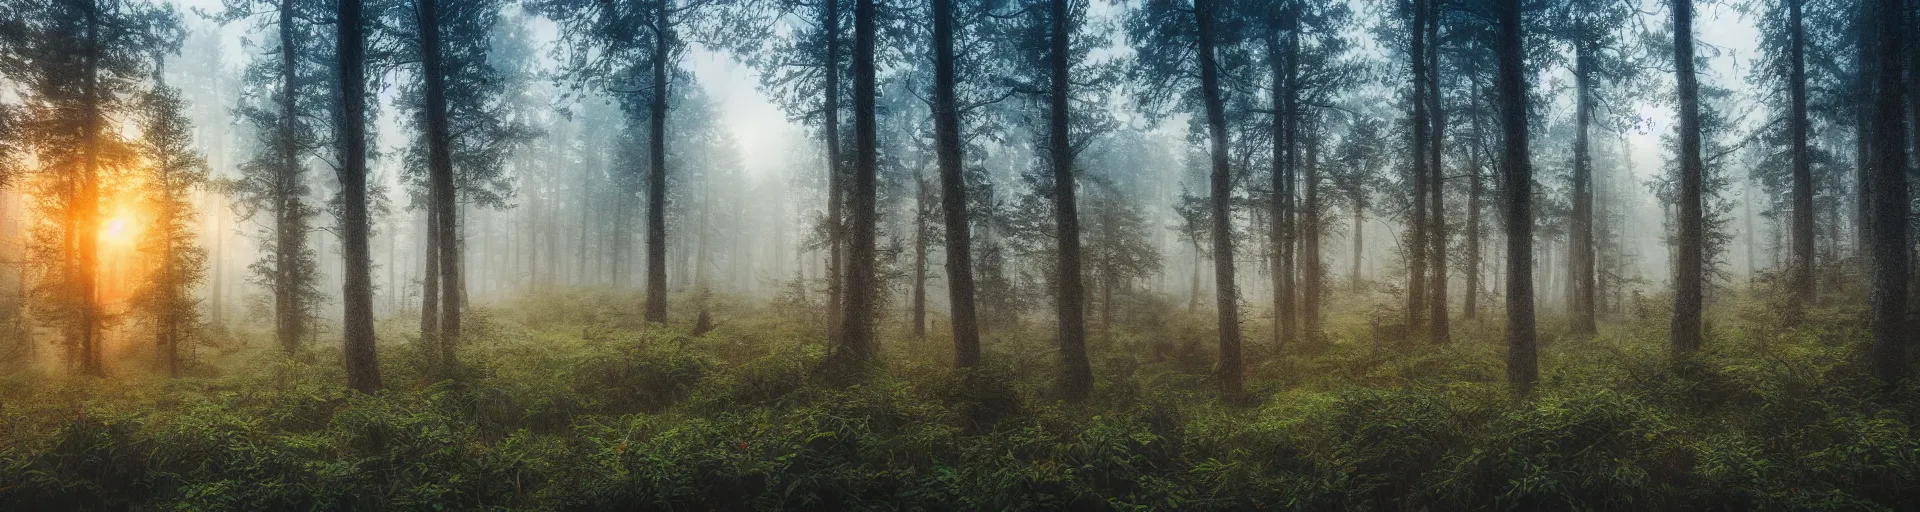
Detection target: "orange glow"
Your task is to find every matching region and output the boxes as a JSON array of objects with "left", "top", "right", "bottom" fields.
[
  {"left": 95, "top": 191, "right": 152, "bottom": 311},
  {"left": 101, "top": 211, "right": 137, "bottom": 247}
]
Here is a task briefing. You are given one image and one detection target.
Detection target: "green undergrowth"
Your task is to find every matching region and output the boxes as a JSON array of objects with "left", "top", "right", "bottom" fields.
[{"left": 1, "top": 287, "right": 1916, "bottom": 510}]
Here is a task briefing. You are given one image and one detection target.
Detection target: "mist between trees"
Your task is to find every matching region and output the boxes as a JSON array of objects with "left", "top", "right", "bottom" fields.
[{"left": 0, "top": 0, "right": 1917, "bottom": 507}]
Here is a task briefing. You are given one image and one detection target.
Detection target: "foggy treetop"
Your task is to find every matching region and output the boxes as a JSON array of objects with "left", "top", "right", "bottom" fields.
[{"left": 0, "top": 0, "right": 1918, "bottom": 505}]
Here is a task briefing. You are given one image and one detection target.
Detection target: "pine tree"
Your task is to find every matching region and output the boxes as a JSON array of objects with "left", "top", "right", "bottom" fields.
[
  {"left": 1495, "top": 0, "right": 1538, "bottom": 394},
  {"left": 133, "top": 62, "right": 209, "bottom": 378},
  {"left": 1670, "top": 0, "right": 1706, "bottom": 354},
  {"left": 1, "top": 0, "right": 183, "bottom": 374},
  {"left": 336, "top": 0, "right": 381, "bottom": 393},
  {"left": 216, "top": 0, "right": 329, "bottom": 354},
  {"left": 1863, "top": 0, "right": 1907, "bottom": 383}
]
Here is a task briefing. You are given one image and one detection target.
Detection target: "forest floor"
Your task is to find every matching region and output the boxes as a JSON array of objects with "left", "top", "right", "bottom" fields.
[{"left": 1, "top": 284, "right": 1916, "bottom": 510}]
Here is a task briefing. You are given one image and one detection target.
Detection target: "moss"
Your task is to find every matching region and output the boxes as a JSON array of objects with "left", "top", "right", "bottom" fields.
[{"left": 0, "top": 288, "right": 1916, "bottom": 510}]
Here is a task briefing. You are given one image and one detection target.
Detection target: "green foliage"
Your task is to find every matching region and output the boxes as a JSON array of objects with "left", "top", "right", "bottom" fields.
[{"left": 2, "top": 289, "right": 1919, "bottom": 510}]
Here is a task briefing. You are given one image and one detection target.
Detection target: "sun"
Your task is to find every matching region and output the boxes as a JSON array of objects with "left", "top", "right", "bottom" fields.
[{"left": 99, "top": 208, "right": 142, "bottom": 249}]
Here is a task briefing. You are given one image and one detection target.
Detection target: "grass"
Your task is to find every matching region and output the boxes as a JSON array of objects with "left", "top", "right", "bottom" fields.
[{"left": 0, "top": 285, "right": 1915, "bottom": 510}]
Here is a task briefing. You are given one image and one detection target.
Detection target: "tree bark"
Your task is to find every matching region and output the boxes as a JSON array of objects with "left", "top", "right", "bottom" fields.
[
  {"left": 338, "top": 0, "right": 381, "bottom": 393},
  {"left": 823, "top": 0, "right": 845, "bottom": 345},
  {"left": 1866, "top": 0, "right": 1909, "bottom": 383},
  {"left": 418, "top": 0, "right": 462, "bottom": 372},
  {"left": 1426, "top": 0, "right": 1449, "bottom": 343},
  {"left": 1268, "top": 26, "right": 1294, "bottom": 350},
  {"left": 911, "top": 174, "right": 928, "bottom": 339},
  {"left": 1197, "top": 0, "right": 1242, "bottom": 401},
  {"left": 1302, "top": 118, "right": 1323, "bottom": 345},
  {"left": 1407, "top": 0, "right": 1431, "bottom": 337},
  {"left": 932, "top": 0, "right": 982, "bottom": 367},
  {"left": 1671, "top": 0, "right": 1705, "bottom": 354},
  {"left": 1569, "top": 42, "right": 1597, "bottom": 334},
  {"left": 1352, "top": 196, "right": 1365, "bottom": 292},
  {"left": 1787, "top": 0, "right": 1815, "bottom": 306},
  {"left": 1853, "top": 0, "right": 1875, "bottom": 258},
  {"left": 275, "top": 0, "right": 305, "bottom": 355},
  {"left": 1465, "top": 71, "right": 1484, "bottom": 320},
  {"left": 76, "top": 0, "right": 103, "bottom": 374},
  {"left": 1050, "top": 0, "right": 1092, "bottom": 401},
  {"left": 645, "top": 0, "right": 672, "bottom": 323},
  {"left": 1495, "top": 0, "right": 1536, "bottom": 394},
  {"left": 422, "top": 208, "right": 440, "bottom": 340},
  {"left": 836, "top": 0, "right": 879, "bottom": 365}
]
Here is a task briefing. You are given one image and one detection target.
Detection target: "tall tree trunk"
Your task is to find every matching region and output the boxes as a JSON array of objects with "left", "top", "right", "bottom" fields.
[
  {"left": 644, "top": 0, "right": 672, "bottom": 323},
  {"left": 1196, "top": 0, "right": 1242, "bottom": 401},
  {"left": 837, "top": 0, "right": 879, "bottom": 365},
  {"left": 422, "top": 208, "right": 440, "bottom": 340},
  {"left": 1866, "top": 0, "right": 1909, "bottom": 383},
  {"left": 419, "top": 0, "right": 462, "bottom": 372},
  {"left": 338, "top": 0, "right": 381, "bottom": 393},
  {"left": 1854, "top": 0, "right": 1875, "bottom": 261},
  {"left": 1787, "top": 0, "right": 1815, "bottom": 306},
  {"left": 582, "top": 182, "right": 594, "bottom": 284},
  {"left": 932, "top": 0, "right": 982, "bottom": 367},
  {"left": 1495, "top": 0, "right": 1537, "bottom": 394},
  {"left": 1190, "top": 243, "right": 1201, "bottom": 312},
  {"left": 1671, "top": 0, "right": 1705, "bottom": 354},
  {"left": 75, "top": 0, "right": 103, "bottom": 375},
  {"left": 1302, "top": 118, "right": 1323, "bottom": 345},
  {"left": 1465, "top": 72, "right": 1484, "bottom": 320},
  {"left": 1426, "top": 0, "right": 1449, "bottom": 343},
  {"left": 275, "top": 0, "right": 305, "bottom": 355},
  {"left": 154, "top": 85, "right": 177, "bottom": 375},
  {"left": 1353, "top": 197, "right": 1365, "bottom": 292},
  {"left": 1569, "top": 42, "right": 1597, "bottom": 334},
  {"left": 1407, "top": 0, "right": 1431, "bottom": 337},
  {"left": 1051, "top": 0, "right": 1092, "bottom": 401},
  {"left": 911, "top": 174, "right": 928, "bottom": 339},
  {"left": 211, "top": 201, "right": 226, "bottom": 330},
  {"left": 823, "top": 0, "right": 845, "bottom": 345},
  {"left": 1268, "top": 28, "right": 1294, "bottom": 349},
  {"left": 695, "top": 178, "right": 710, "bottom": 291}
]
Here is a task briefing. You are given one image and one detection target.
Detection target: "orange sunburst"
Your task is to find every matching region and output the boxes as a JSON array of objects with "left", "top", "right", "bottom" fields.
[{"left": 95, "top": 192, "right": 151, "bottom": 310}]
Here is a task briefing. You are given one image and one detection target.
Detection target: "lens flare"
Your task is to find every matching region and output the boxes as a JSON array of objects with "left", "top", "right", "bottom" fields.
[{"left": 102, "top": 215, "right": 132, "bottom": 245}]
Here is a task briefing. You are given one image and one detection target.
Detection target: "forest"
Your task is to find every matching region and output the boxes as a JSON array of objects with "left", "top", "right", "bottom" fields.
[{"left": 0, "top": 0, "right": 1918, "bottom": 507}]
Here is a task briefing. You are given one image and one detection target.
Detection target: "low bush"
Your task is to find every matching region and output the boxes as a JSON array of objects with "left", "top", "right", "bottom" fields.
[{"left": 2, "top": 288, "right": 1917, "bottom": 510}]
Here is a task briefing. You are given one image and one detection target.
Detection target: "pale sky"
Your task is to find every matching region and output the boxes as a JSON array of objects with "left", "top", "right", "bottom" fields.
[{"left": 162, "top": 0, "right": 1766, "bottom": 204}]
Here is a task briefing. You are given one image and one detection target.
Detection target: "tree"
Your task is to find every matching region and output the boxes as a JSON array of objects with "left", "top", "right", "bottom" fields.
[
  {"left": 1270, "top": 0, "right": 1299, "bottom": 350},
  {"left": 216, "top": 0, "right": 328, "bottom": 355},
  {"left": 1046, "top": 0, "right": 1093, "bottom": 402},
  {"left": 1406, "top": 0, "right": 1432, "bottom": 340},
  {"left": 336, "top": 0, "right": 381, "bottom": 392},
  {"left": 134, "top": 61, "right": 209, "bottom": 378},
  {"left": 930, "top": 0, "right": 981, "bottom": 368},
  {"left": 1299, "top": 114, "right": 1325, "bottom": 345},
  {"left": 833, "top": 0, "right": 878, "bottom": 366},
  {"left": 1329, "top": 116, "right": 1388, "bottom": 292},
  {"left": 1784, "top": 0, "right": 1813, "bottom": 306},
  {"left": 1194, "top": 0, "right": 1241, "bottom": 401},
  {"left": 2, "top": 0, "right": 181, "bottom": 374},
  {"left": 1749, "top": 0, "right": 1849, "bottom": 309},
  {"left": 537, "top": 0, "right": 742, "bottom": 326},
  {"left": 413, "top": 0, "right": 463, "bottom": 374},
  {"left": 1495, "top": 0, "right": 1537, "bottom": 394},
  {"left": 1548, "top": 0, "right": 1638, "bottom": 335},
  {"left": 744, "top": 0, "right": 848, "bottom": 344},
  {"left": 1863, "top": 0, "right": 1906, "bottom": 383},
  {"left": 1285, "top": 0, "right": 1357, "bottom": 347},
  {"left": 1670, "top": 0, "right": 1705, "bottom": 354},
  {"left": 403, "top": 0, "right": 533, "bottom": 374},
  {"left": 1423, "top": 0, "right": 1448, "bottom": 344},
  {"left": 1126, "top": 0, "right": 1253, "bottom": 400}
]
